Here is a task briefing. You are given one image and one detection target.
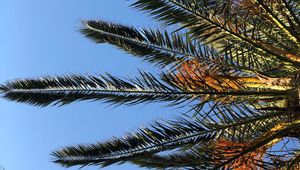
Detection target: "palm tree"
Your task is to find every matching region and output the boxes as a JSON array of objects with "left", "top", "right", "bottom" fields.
[{"left": 1, "top": 0, "right": 300, "bottom": 169}]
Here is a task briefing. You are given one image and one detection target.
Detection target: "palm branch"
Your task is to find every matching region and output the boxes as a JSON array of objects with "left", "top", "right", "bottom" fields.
[
  {"left": 52, "top": 107, "right": 298, "bottom": 169},
  {"left": 1, "top": 70, "right": 292, "bottom": 108}
]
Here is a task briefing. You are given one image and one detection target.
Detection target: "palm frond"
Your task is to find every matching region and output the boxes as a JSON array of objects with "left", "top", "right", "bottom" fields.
[
  {"left": 52, "top": 106, "right": 290, "bottom": 168},
  {"left": 81, "top": 20, "right": 197, "bottom": 68},
  {"left": 81, "top": 20, "right": 267, "bottom": 73},
  {"left": 52, "top": 118, "right": 214, "bottom": 168},
  {"left": 1, "top": 70, "right": 290, "bottom": 107},
  {"left": 0, "top": 72, "right": 190, "bottom": 107},
  {"left": 81, "top": 17, "right": 300, "bottom": 76}
]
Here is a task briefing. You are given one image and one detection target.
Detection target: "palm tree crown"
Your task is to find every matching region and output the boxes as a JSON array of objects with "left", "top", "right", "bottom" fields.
[{"left": 1, "top": 0, "right": 300, "bottom": 169}]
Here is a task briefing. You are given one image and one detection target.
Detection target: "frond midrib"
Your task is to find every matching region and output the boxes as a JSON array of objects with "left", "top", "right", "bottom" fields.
[{"left": 4, "top": 87, "right": 291, "bottom": 96}]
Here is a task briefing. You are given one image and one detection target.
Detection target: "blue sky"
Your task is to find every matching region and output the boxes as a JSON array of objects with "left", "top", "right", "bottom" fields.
[{"left": 0, "top": 1, "right": 177, "bottom": 170}]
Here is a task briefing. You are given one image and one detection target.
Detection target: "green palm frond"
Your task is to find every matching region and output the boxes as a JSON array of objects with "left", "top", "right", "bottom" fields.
[
  {"left": 81, "top": 20, "right": 267, "bottom": 72},
  {"left": 52, "top": 118, "right": 214, "bottom": 168},
  {"left": 81, "top": 20, "right": 195, "bottom": 67},
  {"left": 0, "top": 72, "right": 189, "bottom": 107},
  {"left": 52, "top": 106, "right": 291, "bottom": 168},
  {"left": 80, "top": 14, "right": 300, "bottom": 76},
  {"left": 1, "top": 71, "right": 290, "bottom": 107}
]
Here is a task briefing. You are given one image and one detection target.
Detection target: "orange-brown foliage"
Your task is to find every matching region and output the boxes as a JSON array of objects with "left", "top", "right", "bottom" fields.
[
  {"left": 175, "top": 60, "right": 242, "bottom": 92},
  {"left": 213, "top": 139, "right": 267, "bottom": 170}
]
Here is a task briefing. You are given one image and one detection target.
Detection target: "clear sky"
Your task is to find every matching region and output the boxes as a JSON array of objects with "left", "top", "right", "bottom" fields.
[{"left": 0, "top": 1, "right": 177, "bottom": 170}]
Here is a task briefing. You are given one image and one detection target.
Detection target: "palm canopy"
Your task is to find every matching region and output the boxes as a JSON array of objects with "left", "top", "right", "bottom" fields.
[{"left": 1, "top": 0, "right": 300, "bottom": 169}]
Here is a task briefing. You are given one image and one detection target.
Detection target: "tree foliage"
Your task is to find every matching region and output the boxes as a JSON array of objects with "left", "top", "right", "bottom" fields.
[{"left": 1, "top": 0, "right": 300, "bottom": 169}]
